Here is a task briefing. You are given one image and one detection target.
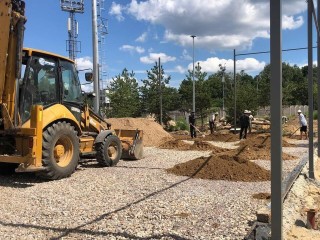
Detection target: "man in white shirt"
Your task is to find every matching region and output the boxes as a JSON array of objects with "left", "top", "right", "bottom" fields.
[
  {"left": 297, "top": 109, "right": 308, "bottom": 140},
  {"left": 248, "top": 111, "right": 254, "bottom": 133},
  {"left": 209, "top": 112, "right": 218, "bottom": 134}
]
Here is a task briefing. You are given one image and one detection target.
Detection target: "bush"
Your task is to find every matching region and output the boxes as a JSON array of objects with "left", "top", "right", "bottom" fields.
[
  {"left": 313, "top": 110, "right": 318, "bottom": 120},
  {"left": 176, "top": 120, "right": 188, "bottom": 131},
  {"left": 167, "top": 125, "right": 176, "bottom": 132}
]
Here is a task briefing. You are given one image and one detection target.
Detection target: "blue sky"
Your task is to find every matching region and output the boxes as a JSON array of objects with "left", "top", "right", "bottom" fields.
[{"left": 23, "top": 0, "right": 315, "bottom": 90}]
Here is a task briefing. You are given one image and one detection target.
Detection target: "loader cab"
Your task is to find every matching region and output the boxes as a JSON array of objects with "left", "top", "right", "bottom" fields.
[{"left": 19, "top": 49, "right": 82, "bottom": 123}]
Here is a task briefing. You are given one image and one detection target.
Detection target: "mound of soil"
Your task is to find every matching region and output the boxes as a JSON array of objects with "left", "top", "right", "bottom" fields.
[
  {"left": 203, "top": 132, "right": 240, "bottom": 142},
  {"left": 283, "top": 118, "right": 318, "bottom": 136},
  {"left": 107, "top": 118, "right": 173, "bottom": 147},
  {"left": 235, "top": 134, "right": 296, "bottom": 160},
  {"left": 172, "top": 132, "right": 240, "bottom": 142},
  {"left": 244, "top": 133, "right": 295, "bottom": 147},
  {"left": 252, "top": 192, "right": 271, "bottom": 200},
  {"left": 159, "top": 139, "right": 228, "bottom": 153},
  {"left": 159, "top": 139, "right": 191, "bottom": 150},
  {"left": 166, "top": 155, "right": 270, "bottom": 182}
]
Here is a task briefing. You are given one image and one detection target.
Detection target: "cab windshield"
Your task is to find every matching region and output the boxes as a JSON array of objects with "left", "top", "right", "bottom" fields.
[
  {"left": 19, "top": 55, "right": 58, "bottom": 123},
  {"left": 19, "top": 54, "right": 82, "bottom": 123}
]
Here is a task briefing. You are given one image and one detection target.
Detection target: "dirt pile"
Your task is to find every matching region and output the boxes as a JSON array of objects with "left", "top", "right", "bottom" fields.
[
  {"left": 283, "top": 118, "right": 318, "bottom": 136},
  {"left": 252, "top": 192, "right": 271, "bottom": 200},
  {"left": 203, "top": 132, "right": 240, "bottom": 142},
  {"left": 159, "top": 139, "right": 228, "bottom": 153},
  {"left": 107, "top": 118, "right": 173, "bottom": 147},
  {"left": 159, "top": 139, "right": 190, "bottom": 150},
  {"left": 166, "top": 155, "right": 270, "bottom": 182},
  {"left": 172, "top": 132, "right": 240, "bottom": 142},
  {"left": 170, "top": 132, "right": 296, "bottom": 160},
  {"left": 235, "top": 134, "right": 296, "bottom": 160}
]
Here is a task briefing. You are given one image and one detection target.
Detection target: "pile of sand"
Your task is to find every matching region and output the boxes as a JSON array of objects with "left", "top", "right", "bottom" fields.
[
  {"left": 170, "top": 132, "right": 296, "bottom": 160},
  {"left": 107, "top": 118, "right": 173, "bottom": 147},
  {"left": 235, "top": 134, "right": 296, "bottom": 160},
  {"left": 159, "top": 139, "right": 229, "bottom": 153},
  {"left": 166, "top": 155, "right": 271, "bottom": 182}
]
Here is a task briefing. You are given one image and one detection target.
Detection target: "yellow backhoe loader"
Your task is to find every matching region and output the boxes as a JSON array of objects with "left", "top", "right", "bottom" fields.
[{"left": 0, "top": 0, "right": 143, "bottom": 180}]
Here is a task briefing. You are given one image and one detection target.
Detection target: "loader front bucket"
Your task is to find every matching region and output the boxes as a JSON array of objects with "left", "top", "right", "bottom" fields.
[{"left": 114, "top": 129, "right": 143, "bottom": 160}]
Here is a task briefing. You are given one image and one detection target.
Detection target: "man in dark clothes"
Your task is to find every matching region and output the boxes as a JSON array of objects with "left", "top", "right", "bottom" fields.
[
  {"left": 189, "top": 112, "right": 197, "bottom": 138},
  {"left": 239, "top": 110, "right": 250, "bottom": 140}
]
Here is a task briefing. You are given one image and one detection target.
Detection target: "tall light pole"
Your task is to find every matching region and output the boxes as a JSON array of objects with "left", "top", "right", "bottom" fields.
[
  {"left": 222, "top": 71, "right": 225, "bottom": 118},
  {"left": 219, "top": 63, "right": 226, "bottom": 118},
  {"left": 191, "top": 35, "right": 196, "bottom": 113},
  {"left": 158, "top": 57, "right": 163, "bottom": 126},
  {"left": 92, "top": 0, "right": 100, "bottom": 114}
]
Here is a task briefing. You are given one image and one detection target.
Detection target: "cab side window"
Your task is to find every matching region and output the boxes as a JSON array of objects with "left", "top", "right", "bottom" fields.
[
  {"left": 20, "top": 56, "right": 58, "bottom": 123},
  {"left": 61, "top": 61, "right": 81, "bottom": 103},
  {"left": 27, "top": 56, "right": 57, "bottom": 105}
]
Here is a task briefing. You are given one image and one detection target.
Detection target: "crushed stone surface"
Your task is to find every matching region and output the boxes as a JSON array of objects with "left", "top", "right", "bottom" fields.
[{"left": 0, "top": 118, "right": 313, "bottom": 239}]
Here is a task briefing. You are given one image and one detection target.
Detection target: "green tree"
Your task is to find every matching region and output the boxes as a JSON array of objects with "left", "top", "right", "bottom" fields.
[
  {"left": 179, "top": 63, "right": 211, "bottom": 126},
  {"left": 225, "top": 70, "right": 258, "bottom": 124},
  {"left": 140, "top": 61, "right": 174, "bottom": 123},
  {"left": 257, "top": 63, "right": 310, "bottom": 107},
  {"left": 105, "top": 68, "right": 141, "bottom": 117}
]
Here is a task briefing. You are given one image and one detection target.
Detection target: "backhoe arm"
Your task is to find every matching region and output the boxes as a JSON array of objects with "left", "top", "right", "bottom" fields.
[{"left": 0, "top": 0, "right": 26, "bottom": 127}]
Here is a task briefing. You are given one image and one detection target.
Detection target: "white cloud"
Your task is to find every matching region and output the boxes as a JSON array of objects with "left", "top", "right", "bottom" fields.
[
  {"left": 181, "top": 49, "right": 192, "bottom": 61},
  {"left": 109, "top": 2, "right": 124, "bottom": 21},
  {"left": 188, "top": 57, "right": 265, "bottom": 73},
  {"left": 119, "top": 45, "right": 145, "bottom": 54},
  {"left": 75, "top": 57, "right": 93, "bottom": 70},
  {"left": 140, "top": 52, "right": 176, "bottom": 64},
  {"left": 136, "top": 32, "right": 148, "bottom": 42},
  {"left": 117, "top": 0, "right": 306, "bottom": 50},
  {"left": 175, "top": 65, "right": 187, "bottom": 74},
  {"left": 81, "top": 83, "right": 93, "bottom": 93},
  {"left": 236, "top": 58, "right": 266, "bottom": 72},
  {"left": 282, "top": 15, "right": 304, "bottom": 30}
]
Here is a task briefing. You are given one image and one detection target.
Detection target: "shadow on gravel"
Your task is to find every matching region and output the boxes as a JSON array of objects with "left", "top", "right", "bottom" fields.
[
  {"left": 115, "top": 165, "right": 164, "bottom": 170},
  {"left": 0, "top": 219, "right": 191, "bottom": 240},
  {"left": 0, "top": 172, "right": 48, "bottom": 188},
  {"left": 78, "top": 159, "right": 101, "bottom": 168},
  {"left": 79, "top": 158, "right": 143, "bottom": 169},
  {"left": 295, "top": 219, "right": 306, "bottom": 228},
  {"left": 0, "top": 157, "right": 212, "bottom": 239}
]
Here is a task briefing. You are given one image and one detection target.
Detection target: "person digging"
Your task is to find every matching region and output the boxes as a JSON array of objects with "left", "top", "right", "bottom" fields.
[
  {"left": 239, "top": 110, "right": 250, "bottom": 140},
  {"left": 189, "top": 112, "right": 197, "bottom": 138},
  {"left": 297, "top": 109, "right": 308, "bottom": 140}
]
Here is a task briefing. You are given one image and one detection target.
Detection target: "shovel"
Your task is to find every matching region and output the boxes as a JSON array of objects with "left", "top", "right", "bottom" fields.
[
  {"left": 190, "top": 124, "right": 205, "bottom": 138},
  {"left": 289, "top": 127, "right": 300, "bottom": 138}
]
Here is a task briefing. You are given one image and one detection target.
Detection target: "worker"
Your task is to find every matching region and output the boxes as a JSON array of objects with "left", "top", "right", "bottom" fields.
[
  {"left": 189, "top": 112, "right": 197, "bottom": 138},
  {"left": 239, "top": 110, "right": 250, "bottom": 140},
  {"left": 209, "top": 112, "right": 218, "bottom": 134},
  {"left": 248, "top": 111, "right": 254, "bottom": 133},
  {"left": 297, "top": 109, "right": 308, "bottom": 140}
]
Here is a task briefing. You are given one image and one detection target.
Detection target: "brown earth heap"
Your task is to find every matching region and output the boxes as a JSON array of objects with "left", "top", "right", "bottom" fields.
[
  {"left": 107, "top": 118, "right": 173, "bottom": 147},
  {"left": 170, "top": 132, "right": 296, "bottom": 160},
  {"left": 166, "top": 132, "right": 297, "bottom": 182},
  {"left": 252, "top": 192, "right": 271, "bottom": 200},
  {"left": 235, "top": 134, "right": 296, "bottom": 160},
  {"left": 159, "top": 139, "right": 228, "bottom": 153},
  {"left": 166, "top": 155, "right": 270, "bottom": 182}
]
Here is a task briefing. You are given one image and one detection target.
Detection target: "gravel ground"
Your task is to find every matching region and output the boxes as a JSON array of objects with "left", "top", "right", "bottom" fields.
[{"left": 0, "top": 141, "right": 308, "bottom": 240}]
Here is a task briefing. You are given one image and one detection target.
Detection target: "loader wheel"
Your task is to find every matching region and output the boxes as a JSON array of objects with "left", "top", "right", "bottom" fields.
[
  {"left": 96, "top": 135, "right": 122, "bottom": 167},
  {"left": 37, "top": 121, "right": 79, "bottom": 180}
]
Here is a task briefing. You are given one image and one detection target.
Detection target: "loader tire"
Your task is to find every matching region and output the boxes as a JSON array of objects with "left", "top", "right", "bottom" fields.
[
  {"left": 96, "top": 135, "right": 122, "bottom": 167},
  {"left": 37, "top": 121, "right": 79, "bottom": 180}
]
